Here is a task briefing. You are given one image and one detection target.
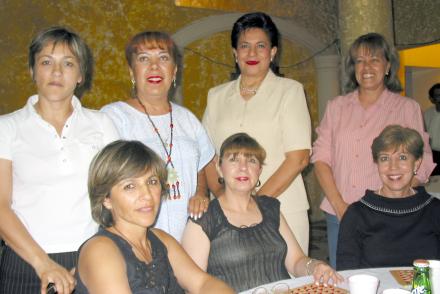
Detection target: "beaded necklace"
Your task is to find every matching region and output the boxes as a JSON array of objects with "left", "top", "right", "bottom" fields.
[
  {"left": 137, "top": 98, "right": 181, "bottom": 199},
  {"left": 239, "top": 86, "right": 258, "bottom": 95},
  {"left": 239, "top": 82, "right": 258, "bottom": 95}
]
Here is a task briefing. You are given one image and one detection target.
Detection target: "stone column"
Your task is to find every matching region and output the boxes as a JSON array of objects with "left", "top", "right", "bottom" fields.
[
  {"left": 338, "top": 0, "right": 394, "bottom": 57},
  {"left": 314, "top": 55, "right": 341, "bottom": 119}
]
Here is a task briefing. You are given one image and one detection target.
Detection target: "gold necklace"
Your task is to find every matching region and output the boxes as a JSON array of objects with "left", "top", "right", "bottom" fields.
[{"left": 112, "top": 226, "right": 152, "bottom": 263}]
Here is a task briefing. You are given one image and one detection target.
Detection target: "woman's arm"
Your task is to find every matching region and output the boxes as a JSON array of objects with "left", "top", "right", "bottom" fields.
[
  {"left": 181, "top": 220, "right": 211, "bottom": 271},
  {"left": 257, "top": 81, "right": 311, "bottom": 198},
  {"left": 257, "top": 149, "right": 309, "bottom": 197},
  {"left": 155, "top": 229, "right": 234, "bottom": 294},
  {"left": 408, "top": 104, "right": 436, "bottom": 183},
  {"left": 280, "top": 213, "right": 343, "bottom": 285},
  {"left": 188, "top": 169, "right": 210, "bottom": 219},
  {"left": 0, "top": 159, "right": 75, "bottom": 294},
  {"left": 77, "top": 236, "right": 132, "bottom": 294},
  {"left": 313, "top": 161, "right": 348, "bottom": 220}
]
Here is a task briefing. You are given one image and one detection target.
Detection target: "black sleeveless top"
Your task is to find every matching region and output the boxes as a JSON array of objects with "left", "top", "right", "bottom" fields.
[
  {"left": 75, "top": 227, "right": 184, "bottom": 294},
  {"left": 190, "top": 196, "right": 290, "bottom": 292}
]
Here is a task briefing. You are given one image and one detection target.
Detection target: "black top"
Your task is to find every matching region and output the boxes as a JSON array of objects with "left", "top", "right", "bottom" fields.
[
  {"left": 190, "top": 196, "right": 290, "bottom": 292},
  {"left": 75, "top": 227, "right": 184, "bottom": 294},
  {"left": 337, "top": 186, "right": 440, "bottom": 270}
]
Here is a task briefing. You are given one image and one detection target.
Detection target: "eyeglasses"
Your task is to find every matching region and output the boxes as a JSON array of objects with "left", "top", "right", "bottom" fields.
[{"left": 252, "top": 282, "right": 290, "bottom": 294}]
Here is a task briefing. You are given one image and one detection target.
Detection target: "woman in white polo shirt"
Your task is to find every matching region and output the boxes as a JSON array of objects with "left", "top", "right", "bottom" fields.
[
  {"left": 0, "top": 27, "right": 118, "bottom": 294},
  {"left": 202, "top": 12, "right": 312, "bottom": 254}
]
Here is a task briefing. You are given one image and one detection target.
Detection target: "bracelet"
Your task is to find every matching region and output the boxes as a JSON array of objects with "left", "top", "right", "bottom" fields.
[{"left": 306, "top": 258, "right": 315, "bottom": 275}]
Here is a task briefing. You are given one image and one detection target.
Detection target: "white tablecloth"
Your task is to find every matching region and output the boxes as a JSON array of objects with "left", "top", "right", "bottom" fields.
[{"left": 240, "top": 267, "right": 412, "bottom": 293}]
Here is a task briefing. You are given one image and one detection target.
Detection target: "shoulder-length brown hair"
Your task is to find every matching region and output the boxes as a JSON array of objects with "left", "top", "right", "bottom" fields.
[{"left": 88, "top": 140, "right": 167, "bottom": 227}]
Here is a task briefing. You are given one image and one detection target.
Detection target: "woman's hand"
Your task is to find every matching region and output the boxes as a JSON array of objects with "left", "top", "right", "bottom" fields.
[
  {"left": 36, "top": 257, "right": 76, "bottom": 294},
  {"left": 310, "top": 259, "right": 344, "bottom": 286},
  {"left": 334, "top": 200, "right": 349, "bottom": 221},
  {"left": 188, "top": 194, "right": 209, "bottom": 220}
]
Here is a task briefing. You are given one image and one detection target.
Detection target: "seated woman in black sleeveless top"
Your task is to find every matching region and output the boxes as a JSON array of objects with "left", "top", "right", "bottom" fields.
[
  {"left": 75, "top": 140, "right": 234, "bottom": 294},
  {"left": 182, "top": 133, "right": 343, "bottom": 292}
]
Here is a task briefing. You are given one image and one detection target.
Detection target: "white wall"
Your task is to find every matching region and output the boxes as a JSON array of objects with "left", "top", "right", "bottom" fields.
[{"left": 406, "top": 67, "right": 440, "bottom": 112}]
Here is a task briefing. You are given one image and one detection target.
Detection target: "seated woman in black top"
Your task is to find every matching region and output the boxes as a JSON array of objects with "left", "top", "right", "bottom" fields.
[
  {"left": 182, "top": 133, "right": 342, "bottom": 292},
  {"left": 75, "top": 140, "right": 234, "bottom": 294},
  {"left": 337, "top": 125, "right": 440, "bottom": 270}
]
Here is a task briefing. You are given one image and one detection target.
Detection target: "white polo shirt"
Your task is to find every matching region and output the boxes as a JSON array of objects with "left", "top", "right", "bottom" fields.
[{"left": 0, "top": 95, "right": 119, "bottom": 253}]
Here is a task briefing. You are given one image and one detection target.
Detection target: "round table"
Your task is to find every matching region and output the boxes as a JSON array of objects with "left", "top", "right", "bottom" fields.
[{"left": 239, "top": 267, "right": 412, "bottom": 293}]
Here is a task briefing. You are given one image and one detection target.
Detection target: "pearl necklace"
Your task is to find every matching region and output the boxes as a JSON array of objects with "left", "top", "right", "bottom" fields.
[
  {"left": 137, "top": 98, "right": 181, "bottom": 199},
  {"left": 240, "top": 86, "right": 258, "bottom": 95},
  {"left": 239, "top": 81, "right": 259, "bottom": 95}
]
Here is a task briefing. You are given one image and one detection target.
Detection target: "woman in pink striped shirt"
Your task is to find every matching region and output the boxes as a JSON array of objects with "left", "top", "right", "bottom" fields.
[{"left": 311, "top": 33, "right": 435, "bottom": 268}]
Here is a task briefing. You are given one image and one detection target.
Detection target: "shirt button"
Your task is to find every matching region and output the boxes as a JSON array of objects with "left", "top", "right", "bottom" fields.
[
  {"left": 62, "top": 136, "right": 66, "bottom": 139},
  {"left": 62, "top": 159, "right": 67, "bottom": 163}
]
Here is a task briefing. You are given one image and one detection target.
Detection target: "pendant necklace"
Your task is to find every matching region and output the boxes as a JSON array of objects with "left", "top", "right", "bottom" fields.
[
  {"left": 112, "top": 226, "right": 151, "bottom": 263},
  {"left": 137, "top": 98, "right": 181, "bottom": 199}
]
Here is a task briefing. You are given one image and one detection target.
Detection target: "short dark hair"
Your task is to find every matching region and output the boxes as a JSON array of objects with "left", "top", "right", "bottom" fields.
[
  {"left": 345, "top": 33, "right": 402, "bottom": 93},
  {"left": 29, "top": 26, "right": 93, "bottom": 98},
  {"left": 429, "top": 83, "right": 440, "bottom": 99},
  {"left": 231, "top": 12, "right": 279, "bottom": 50},
  {"left": 88, "top": 140, "right": 168, "bottom": 227},
  {"left": 219, "top": 133, "right": 266, "bottom": 166},
  {"left": 230, "top": 12, "right": 279, "bottom": 76},
  {"left": 125, "top": 31, "right": 179, "bottom": 68},
  {"left": 371, "top": 125, "right": 424, "bottom": 163}
]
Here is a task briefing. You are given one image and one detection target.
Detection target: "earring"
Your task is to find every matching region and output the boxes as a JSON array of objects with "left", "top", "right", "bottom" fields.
[
  {"left": 256, "top": 180, "right": 261, "bottom": 187},
  {"left": 218, "top": 177, "right": 225, "bottom": 185},
  {"left": 413, "top": 170, "right": 417, "bottom": 175},
  {"left": 131, "top": 79, "right": 136, "bottom": 88},
  {"left": 173, "top": 78, "right": 176, "bottom": 88},
  {"left": 270, "top": 57, "right": 273, "bottom": 62}
]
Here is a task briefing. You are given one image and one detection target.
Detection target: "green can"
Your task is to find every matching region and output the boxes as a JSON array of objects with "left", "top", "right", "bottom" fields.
[{"left": 411, "top": 259, "right": 431, "bottom": 294}]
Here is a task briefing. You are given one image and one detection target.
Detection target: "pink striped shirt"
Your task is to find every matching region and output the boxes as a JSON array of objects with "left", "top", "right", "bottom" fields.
[{"left": 312, "top": 89, "right": 436, "bottom": 215}]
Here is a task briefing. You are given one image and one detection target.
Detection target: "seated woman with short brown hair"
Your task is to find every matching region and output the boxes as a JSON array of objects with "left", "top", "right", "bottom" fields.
[{"left": 337, "top": 125, "right": 440, "bottom": 270}]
